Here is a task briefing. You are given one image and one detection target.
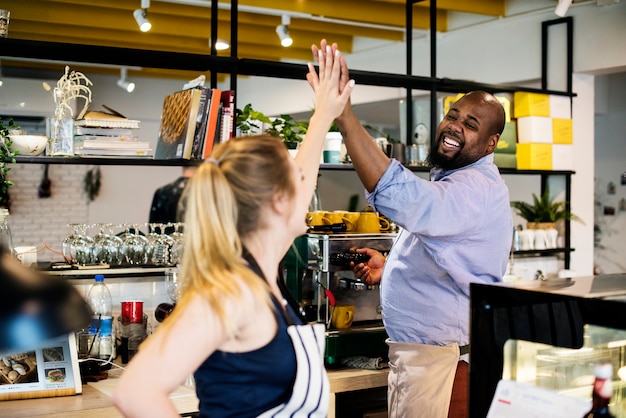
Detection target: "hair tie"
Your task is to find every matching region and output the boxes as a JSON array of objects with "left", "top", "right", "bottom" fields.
[{"left": 205, "top": 158, "right": 220, "bottom": 167}]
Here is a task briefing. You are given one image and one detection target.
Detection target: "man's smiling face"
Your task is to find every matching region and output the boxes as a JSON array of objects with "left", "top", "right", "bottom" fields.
[{"left": 428, "top": 92, "right": 502, "bottom": 171}]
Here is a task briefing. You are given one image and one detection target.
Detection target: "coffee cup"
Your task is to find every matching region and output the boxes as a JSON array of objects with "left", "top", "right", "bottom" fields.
[
  {"left": 331, "top": 305, "right": 355, "bottom": 329},
  {"left": 323, "top": 211, "right": 354, "bottom": 231},
  {"left": 306, "top": 211, "right": 325, "bottom": 226},
  {"left": 533, "top": 229, "right": 548, "bottom": 250},
  {"left": 333, "top": 211, "right": 360, "bottom": 232},
  {"left": 356, "top": 212, "right": 390, "bottom": 233},
  {"left": 15, "top": 246, "right": 37, "bottom": 267},
  {"left": 518, "top": 229, "right": 535, "bottom": 250}
]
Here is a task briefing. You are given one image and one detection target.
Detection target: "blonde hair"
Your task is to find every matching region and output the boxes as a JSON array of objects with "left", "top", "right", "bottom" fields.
[{"left": 165, "top": 135, "right": 295, "bottom": 337}]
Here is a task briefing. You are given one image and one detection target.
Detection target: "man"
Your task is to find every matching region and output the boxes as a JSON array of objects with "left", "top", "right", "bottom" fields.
[
  {"left": 149, "top": 166, "right": 197, "bottom": 233},
  {"left": 308, "top": 40, "right": 513, "bottom": 418}
]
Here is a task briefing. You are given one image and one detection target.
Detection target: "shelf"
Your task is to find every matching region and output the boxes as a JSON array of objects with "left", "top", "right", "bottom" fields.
[
  {"left": 12, "top": 155, "right": 200, "bottom": 166},
  {"left": 0, "top": 38, "right": 575, "bottom": 97},
  {"left": 320, "top": 162, "right": 574, "bottom": 176},
  {"left": 512, "top": 248, "right": 575, "bottom": 257}
]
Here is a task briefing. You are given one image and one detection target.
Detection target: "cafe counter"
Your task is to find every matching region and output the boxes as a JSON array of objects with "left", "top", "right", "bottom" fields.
[{"left": 2, "top": 366, "right": 389, "bottom": 418}]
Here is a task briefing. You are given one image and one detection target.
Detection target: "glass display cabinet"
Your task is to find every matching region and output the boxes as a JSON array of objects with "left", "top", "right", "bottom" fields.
[{"left": 470, "top": 274, "right": 626, "bottom": 417}]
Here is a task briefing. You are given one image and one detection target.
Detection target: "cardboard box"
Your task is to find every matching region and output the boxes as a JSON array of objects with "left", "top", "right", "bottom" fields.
[
  {"left": 494, "top": 153, "right": 517, "bottom": 169},
  {"left": 496, "top": 121, "right": 517, "bottom": 154},
  {"left": 552, "top": 144, "right": 574, "bottom": 170},
  {"left": 552, "top": 118, "right": 573, "bottom": 144},
  {"left": 517, "top": 116, "right": 553, "bottom": 143},
  {"left": 513, "top": 92, "right": 550, "bottom": 118},
  {"left": 517, "top": 143, "right": 552, "bottom": 170},
  {"left": 550, "top": 95, "right": 572, "bottom": 119}
]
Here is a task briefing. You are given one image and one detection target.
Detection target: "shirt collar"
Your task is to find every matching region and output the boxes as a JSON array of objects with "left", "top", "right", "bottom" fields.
[{"left": 430, "top": 153, "right": 495, "bottom": 181}]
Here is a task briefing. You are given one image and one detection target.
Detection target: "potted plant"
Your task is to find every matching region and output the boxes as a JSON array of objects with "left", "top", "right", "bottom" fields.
[
  {"left": 0, "top": 117, "right": 20, "bottom": 209},
  {"left": 235, "top": 104, "right": 307, "bottom": 150},
  {"left": 510, "top": 187, "right": 583, "bottom": 230}
]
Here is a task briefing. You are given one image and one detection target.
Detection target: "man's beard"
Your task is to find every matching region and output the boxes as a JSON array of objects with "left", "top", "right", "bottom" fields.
[
  {"left": 426, "top": 144, "right": 474, "bottom": 171},
  {"left": 427, "top": 145, "right": 462, "bottom": 170}
]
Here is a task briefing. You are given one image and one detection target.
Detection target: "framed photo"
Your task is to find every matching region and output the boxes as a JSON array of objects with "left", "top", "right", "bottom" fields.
[{"left": 0, "top": 333, "right": 82, "bottom": 401}]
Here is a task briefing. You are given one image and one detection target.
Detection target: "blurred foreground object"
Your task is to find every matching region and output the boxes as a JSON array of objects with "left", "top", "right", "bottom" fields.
[{"left": 0, "top": 248, "right": 91, "bottom": 355}]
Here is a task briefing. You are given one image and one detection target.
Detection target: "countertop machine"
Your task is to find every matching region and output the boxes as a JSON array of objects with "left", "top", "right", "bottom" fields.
[{"left": 284, "top": 233, "right": 397, "bottom": 365}]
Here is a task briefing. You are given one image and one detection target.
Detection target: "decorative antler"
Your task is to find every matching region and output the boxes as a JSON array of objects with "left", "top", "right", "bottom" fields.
[{"left": 51, "top": 66, "right": 93, "bottom": 120}]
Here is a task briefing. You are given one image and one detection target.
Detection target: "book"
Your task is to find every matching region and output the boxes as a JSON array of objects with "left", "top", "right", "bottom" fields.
[
  {"left": 75, "top": 148, "right": 154, "bottom": 157},
  {"left": 219, "top": 89, "right": 235, "bottom": 143},
  {"left": 76, "top": 110, "right": 141, "bottom": 129},
  {"left": 74, "top": 127, "right": 139, "bottom": 138},
  {"left": 190, "top": 86, "right": 211, "bottom": 160},
  {"left": 78, "top": 140, "right": 151, "bottom": 150},
  {"left": 201, "top": 87, "right": 222, "bottom": 159},
  {"left": 154, "top": 88, "right": 204, "bottom": 160}
]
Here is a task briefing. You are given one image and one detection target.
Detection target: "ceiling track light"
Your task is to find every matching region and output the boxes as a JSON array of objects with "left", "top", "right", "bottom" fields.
[
  {"left": 117, "top": 68, "right": 136, "bottom": 93},
  {"left": 134, "top": 0, "right": 152, "bottom": 32},
  {"left": 276, "top": 14, "right": 293, "bottom": 47},
  {"left": 554, "top": 0, "right": 573, "bottom": 17},
  {"left": 209, "top": 39, "right": 230, "bottom": 51}
]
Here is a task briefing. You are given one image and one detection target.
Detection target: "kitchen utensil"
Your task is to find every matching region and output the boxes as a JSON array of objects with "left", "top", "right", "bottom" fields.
[
  {"left": 38, "top": 164, "right": 51, "bottom": 198},
  {"left": 316, "top": 277, "right": 336, "bottom": 327}
]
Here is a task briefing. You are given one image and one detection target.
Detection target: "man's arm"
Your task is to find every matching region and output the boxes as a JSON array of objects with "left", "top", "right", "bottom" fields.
[{"left": 310, "top": 40, "right": 391, "bottom": 193}]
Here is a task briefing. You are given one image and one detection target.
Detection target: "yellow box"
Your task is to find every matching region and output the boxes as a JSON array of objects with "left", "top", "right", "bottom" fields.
[
  {"left": 552, "top": 118, "right": 573, "bottom": 144},
  {"left": 517, "top": 143, "right": 552, "bottom": 170},
  {"left": 513, "top": 92, "right": 550, "bottom": 118}
]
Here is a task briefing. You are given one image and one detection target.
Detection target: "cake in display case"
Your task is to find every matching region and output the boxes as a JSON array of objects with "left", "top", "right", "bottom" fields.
[{"left": 470, "top": 274, "right": 626, "bottom": 417}]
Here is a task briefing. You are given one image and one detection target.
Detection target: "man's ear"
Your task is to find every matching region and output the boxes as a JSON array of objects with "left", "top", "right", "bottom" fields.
[{"left": 486, "top": 133, "right": 500, "bottom": 154}]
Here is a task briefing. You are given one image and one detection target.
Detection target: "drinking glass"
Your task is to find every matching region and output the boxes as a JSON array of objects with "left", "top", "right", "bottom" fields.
[
  {"left": 122, "top": 224, "right": 149, "bottom": 265},
  {"left": 145, "top": 223, "right": 161, "bottom": 266},
  {"left": 62, "top": 223, "right": 80, "bottom": 263},
  {"left": 93, "top": 223, "right": 122, "bottom": 265},
  {"left": 169, "top": 222, "right": 185, "bottom": 265},
  {"left": 71, "top": 224, "right": 95, "bottom": 265},
  {"left": 151, "top": 223, "right": 175, "bottom": 266}
]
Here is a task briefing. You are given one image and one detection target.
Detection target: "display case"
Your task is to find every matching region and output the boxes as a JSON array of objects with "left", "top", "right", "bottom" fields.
[{"left": 470, "top": 273, "right": 626, "bottom": 417}]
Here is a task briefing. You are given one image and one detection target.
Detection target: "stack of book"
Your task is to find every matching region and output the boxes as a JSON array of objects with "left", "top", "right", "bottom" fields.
[
  {"left": 154, "top": 87, "right": 235, "bottom": 160},
  {"left": 75, "top": 111, "right": 152, "bottom": 157}
]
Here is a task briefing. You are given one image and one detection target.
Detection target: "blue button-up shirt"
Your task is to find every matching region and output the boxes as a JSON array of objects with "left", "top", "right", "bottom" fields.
[{"left": 366, "top": 154, "right": 512, "bottom": 346}]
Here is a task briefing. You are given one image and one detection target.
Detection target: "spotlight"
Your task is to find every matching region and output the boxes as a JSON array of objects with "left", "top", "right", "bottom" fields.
[
  {"left": 210, "top": 39, "right": 230, "bottom": 51},
  {"left": 134, "top": 0, "right": 151, "bottom": 32},
  {"left": 117, "top": 68, "right": 136, "bottom": 93},
  {"left": 554, "top": 0, "right": 572, "bottom": 17},
  {"left": 276, "top": 15, "right": 293, "bottom": 47}
]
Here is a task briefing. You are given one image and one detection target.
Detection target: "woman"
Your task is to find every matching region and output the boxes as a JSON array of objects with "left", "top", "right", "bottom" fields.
[{"left": 113, "top": 47, "right": 354, "bottom": 417}]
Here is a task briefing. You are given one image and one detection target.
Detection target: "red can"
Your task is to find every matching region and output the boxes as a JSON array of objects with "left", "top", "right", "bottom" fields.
[{"left": 121, "top": 300, "right": 144, "bottom": 324}]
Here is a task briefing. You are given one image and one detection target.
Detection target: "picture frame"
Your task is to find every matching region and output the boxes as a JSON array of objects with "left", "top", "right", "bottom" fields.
[{"left": 0, "top": 333, "right": 82, "bottom": 401}]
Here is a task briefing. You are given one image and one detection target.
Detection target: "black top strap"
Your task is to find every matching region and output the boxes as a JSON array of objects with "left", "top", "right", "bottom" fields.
[{"left": 241, "top": 248, "right": 305, "bottom": 326}]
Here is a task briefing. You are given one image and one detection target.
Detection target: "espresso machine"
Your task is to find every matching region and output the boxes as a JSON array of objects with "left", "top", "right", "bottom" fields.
[{"left": 283, "top": 233, "right": 397, "bottom": 365}]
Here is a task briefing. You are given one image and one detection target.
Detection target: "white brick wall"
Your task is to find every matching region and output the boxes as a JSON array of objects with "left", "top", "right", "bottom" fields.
[{"left": 7, "top": 164, "right": 90, "bottom": 261}]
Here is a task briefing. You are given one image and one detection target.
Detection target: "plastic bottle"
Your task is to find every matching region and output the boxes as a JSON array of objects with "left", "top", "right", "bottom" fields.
[
  {"left": 0, "top": 208, "right": 14, "bottom": 255},
  {"left": 87, "top": 274, "right": 113, "bottom": 360},
  {"left": 582, "top": 363, "right": 615, "bottom": 418}
]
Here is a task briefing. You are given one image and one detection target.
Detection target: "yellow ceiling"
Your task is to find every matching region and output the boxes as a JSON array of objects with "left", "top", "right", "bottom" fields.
[{"left": 1, "top": 0, "right": 507, "bottom": 79}]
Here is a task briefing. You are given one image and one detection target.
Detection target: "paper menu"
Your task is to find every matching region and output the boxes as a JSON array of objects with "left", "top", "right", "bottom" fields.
[
  {"left": 487, "top": 379, "right": 590, "bottom": 418},
  {"left": 0, "top": 333, "right": 82, "bottom": 400}
]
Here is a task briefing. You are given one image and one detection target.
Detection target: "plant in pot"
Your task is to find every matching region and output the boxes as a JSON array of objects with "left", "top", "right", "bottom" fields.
[
  {"left": 510, "top": 187, "right": 584, "bottom": 230},
  {"left": 0, "top": 118, "right": 20, "bottom": 209},
  {"left": 235, "top": 104, "right": 307, "bottom": 150}
]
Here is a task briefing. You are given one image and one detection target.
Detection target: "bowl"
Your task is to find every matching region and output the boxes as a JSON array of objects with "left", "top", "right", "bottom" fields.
[{"left": 9, "top": 135, "right": 48, "bottom": 156}]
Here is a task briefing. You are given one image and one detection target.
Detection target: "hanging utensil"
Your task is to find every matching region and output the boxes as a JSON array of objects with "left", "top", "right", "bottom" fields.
[
  {"left": 38, "top": 164, "right": 52, "bottom": 198},
  {"left": 315, "top": 276, "right": 336, "bottom": 327}
]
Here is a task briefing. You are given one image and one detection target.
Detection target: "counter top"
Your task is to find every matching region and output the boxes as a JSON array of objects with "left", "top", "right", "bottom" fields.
[{"left": 1, "top": 366, "right": 389, "bottom": 417}]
